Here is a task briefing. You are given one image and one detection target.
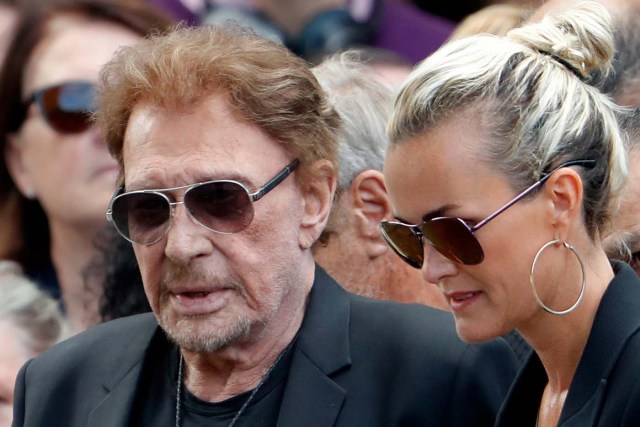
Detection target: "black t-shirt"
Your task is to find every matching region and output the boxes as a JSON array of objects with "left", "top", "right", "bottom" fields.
[{"left": 128, "top": 331, "right": 295, "bottom": 427}]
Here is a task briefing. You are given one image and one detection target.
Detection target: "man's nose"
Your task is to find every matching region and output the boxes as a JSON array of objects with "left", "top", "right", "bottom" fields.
[{"left": 163, "top": 203, "right": 212, "bottom": 264}]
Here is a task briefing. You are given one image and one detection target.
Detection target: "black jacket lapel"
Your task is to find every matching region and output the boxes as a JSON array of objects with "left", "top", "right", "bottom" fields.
[
  {"left": 88, "top": 358, "right": 146, "bottom": 427},
  {"left": 87, "top": 314, "right": 159, "bottom": 427},
  {"left": 277, "top": 266, "right": 351, "bottom": 426}
]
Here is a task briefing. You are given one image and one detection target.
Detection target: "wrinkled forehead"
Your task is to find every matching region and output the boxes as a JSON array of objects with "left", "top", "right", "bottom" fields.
[{"left": 120, "top": 97, "right": 292, "bottom": 190}]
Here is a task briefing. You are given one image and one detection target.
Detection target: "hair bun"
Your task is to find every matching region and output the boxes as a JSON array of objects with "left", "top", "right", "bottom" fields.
[{"left": 507, "top": 1, "right": 614, "bottom": 81}]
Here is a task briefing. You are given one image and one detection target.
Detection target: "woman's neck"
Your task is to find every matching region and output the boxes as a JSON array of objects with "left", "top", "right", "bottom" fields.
[
  {"left": 520, "top": 248, "right": 614, "bottom": 426},
  {"left": 49, "top": 220, "right": 104, "bottom": 333}
]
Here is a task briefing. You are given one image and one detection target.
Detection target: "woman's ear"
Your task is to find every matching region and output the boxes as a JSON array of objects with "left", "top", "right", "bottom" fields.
[
  {"left": 544, "top": 167, "right": 584, "bottom": 235},
  {"left": 5, "top": 134, "right": 36, "bottom": 199},
  {"left": 298, "top": 159, "right": 337, "bottom": 249}
]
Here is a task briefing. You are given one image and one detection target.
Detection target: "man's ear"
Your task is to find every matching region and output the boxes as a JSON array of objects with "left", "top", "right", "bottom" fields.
[
  {"left": 299, "top": 159, "right": 337, "bottom": 249},
  {"left": 348, "top": 169, "right": 392, "bottom": 258},
  {"left": 4, "top": 134, "right": 36, "bottom": 199},
  {"left": 544, "top": 167, "right": 584, "bottom": 238}
]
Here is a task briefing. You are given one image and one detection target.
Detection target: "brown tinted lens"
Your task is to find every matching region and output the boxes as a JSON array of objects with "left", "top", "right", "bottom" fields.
[
  {"left": 422, "top": 217, "right": 484, "bottom": 265},
  {"left": 39, "top": 83, "right": 94, "bottom": 133},
  {"left": 379, "top": 222, "right": 424, "bottom": 268},
  {"left": 185, "top": 181, "right": 254, "bottom": 233},
  {"left": 111, "top": 192, "right": 171, "bottom": 244}
]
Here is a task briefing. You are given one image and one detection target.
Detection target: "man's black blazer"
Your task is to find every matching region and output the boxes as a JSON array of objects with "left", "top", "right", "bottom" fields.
[{"left": 13, "top": 266, "right": 519, "bottom": 426}]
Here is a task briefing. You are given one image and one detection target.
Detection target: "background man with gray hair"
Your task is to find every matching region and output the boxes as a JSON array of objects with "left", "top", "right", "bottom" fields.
[{"left": 311, "top": 52, "right": 448, "bottom": 309}]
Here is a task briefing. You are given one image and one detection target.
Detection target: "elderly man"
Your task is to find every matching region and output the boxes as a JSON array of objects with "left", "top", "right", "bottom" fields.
[
  {"left": 310, "top": 53, "right": 447, "bottom": 309},
  {"left": 13, "top": 25, "right": 518, "bottom": 426}
]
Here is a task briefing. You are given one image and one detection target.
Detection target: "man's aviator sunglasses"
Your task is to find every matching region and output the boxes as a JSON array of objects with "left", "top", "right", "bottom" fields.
[
  {"left": 21, "top": 81, "right": 96, "bottom": 134},
  {"left": 379, "top": 159, "right": 596, "bottom": 268},
  {"left": 106, "top": 160, "right": 299, "bottom": 245}
]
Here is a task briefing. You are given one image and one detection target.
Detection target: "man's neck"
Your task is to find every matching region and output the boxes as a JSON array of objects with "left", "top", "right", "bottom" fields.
[{"left": 181, "top": 285, "right": 309, "bottom": 402}]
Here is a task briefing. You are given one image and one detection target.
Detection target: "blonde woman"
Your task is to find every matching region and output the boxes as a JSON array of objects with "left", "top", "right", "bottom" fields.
[{"left": 381, "top": 2, "right": 640, "bottom": 425}]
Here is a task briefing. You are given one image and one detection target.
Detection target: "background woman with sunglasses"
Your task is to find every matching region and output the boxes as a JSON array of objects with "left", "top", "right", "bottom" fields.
[
  {"left": 382, "top": 2, "right": 640, "bottom": 426},
  {"left": 0, "top": 0, "right": 170, "bottom": 332}
]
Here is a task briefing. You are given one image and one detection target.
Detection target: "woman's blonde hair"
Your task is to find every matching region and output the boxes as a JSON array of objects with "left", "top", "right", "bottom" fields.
[{"left": 389, "top": 1, "right": 627, "bottom": 238}]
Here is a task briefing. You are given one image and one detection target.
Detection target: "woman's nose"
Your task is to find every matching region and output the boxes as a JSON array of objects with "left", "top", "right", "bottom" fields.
[{"left": 421, "top": 243, "right": 458, "bottom": 284}]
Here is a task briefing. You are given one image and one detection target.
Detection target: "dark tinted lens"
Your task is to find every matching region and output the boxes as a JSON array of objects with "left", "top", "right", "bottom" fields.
[
  {"left": 379, "top": 222, "right": 424, "bottom": 268},
  {"left": 185, "top": 181, "right": 253, "bottom": 233},
  {"left": 422, "top": 218, "right": 484, "bottom": 265},
  {"left": 111, "top": 192, "right": 171, "bottom": 244},
  {"left": 39, "top": 82, "right": 95, "bottom": 133}
]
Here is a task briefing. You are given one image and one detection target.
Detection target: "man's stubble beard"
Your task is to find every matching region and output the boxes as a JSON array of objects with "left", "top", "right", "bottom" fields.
[
  {"left": 155, "top": 260, "right": 292, "bottom": 353},
  {"left": 161, "top": 309, "right": 256, "bottom": 353}
]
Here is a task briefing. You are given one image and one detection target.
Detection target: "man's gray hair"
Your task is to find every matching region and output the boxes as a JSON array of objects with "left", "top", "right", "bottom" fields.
[{"left": 312, "top": 51, "right": 395, "bottom": 189}]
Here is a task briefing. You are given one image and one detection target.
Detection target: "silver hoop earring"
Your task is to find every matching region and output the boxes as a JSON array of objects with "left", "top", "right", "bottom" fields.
[{"left": 530, "top": 239, "right": 586, "bottom": 316}]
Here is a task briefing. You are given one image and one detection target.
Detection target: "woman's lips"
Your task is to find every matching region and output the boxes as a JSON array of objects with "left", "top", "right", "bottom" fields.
[{"left": 446, "top": 291, "right": 482, "bottom": 311}]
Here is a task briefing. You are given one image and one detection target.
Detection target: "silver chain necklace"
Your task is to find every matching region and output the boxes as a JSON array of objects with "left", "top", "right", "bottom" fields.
[{"left": 175, "top": 343, "right": 291, "bottom": 427}]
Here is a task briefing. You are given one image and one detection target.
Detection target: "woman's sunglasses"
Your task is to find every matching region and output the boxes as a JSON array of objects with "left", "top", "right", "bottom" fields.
[
  {"left": 106, "top": 160, "right": 299, "bottom": 245},
  {"left": 379, "top": 159, "right": 596, "bottom": 268},
  {"left": 23, "top": 81, "right": 96, "bottom": 134}
]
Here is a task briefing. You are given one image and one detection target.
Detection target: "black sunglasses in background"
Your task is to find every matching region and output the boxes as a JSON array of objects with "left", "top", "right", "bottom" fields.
[
  {"left": 22, "top": 81, "right": 96, "bottom": 134},
  {"left": 380, "top": 159, "right": 597, "bottom": 268},
  {"left": 106, "top": 159, "right": 300, "bottom": 245}
]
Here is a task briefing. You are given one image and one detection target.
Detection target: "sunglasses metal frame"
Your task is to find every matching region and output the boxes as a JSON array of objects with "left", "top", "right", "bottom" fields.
[
  {"left": 22, "top": 80, "right": 96, "bottom": 134},
  {"left": 106, "top": 159, "right": 300, "bottom": 245},
  {"left": 380, "top": 159, "right": 597, "bottom": 268}
]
